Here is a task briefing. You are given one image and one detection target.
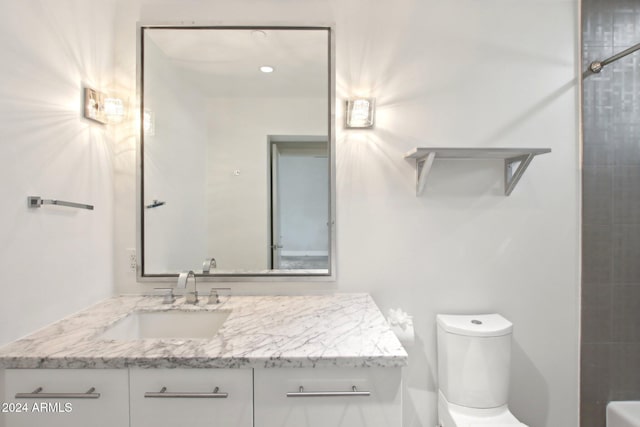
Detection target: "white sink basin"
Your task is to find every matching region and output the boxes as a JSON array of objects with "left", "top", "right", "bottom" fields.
[{"left": 99, "top": 310, "right": 230, "bottom": 340}]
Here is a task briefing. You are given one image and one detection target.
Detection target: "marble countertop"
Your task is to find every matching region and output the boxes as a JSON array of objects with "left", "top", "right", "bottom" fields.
[{"left": 0, "top": 293, "right": 408, "bottom": 369}]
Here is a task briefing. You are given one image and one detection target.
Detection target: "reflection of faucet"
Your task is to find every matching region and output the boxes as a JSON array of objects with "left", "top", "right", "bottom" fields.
[
  {"left": 177, "top": 271, "right": 198, "bottom": 304},
  {"left": 202, "top": 258, "right": 217, "bottom": 274}
]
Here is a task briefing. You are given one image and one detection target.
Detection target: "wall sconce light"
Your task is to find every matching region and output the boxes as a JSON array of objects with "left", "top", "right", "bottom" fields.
[
  {"left": 345, "top": 98, "right": 375, "bottom": 129},
  {"left": 84, "top": 87, "right": 107, "bottom": 124},
  {"left": 84, "top": 86, "right": 125, "bottom": 124}
]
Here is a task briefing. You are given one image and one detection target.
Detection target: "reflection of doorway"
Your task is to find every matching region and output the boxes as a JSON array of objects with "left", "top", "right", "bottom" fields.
[{"left": 269, "top": 136, "right": 329, "bottom": 269}]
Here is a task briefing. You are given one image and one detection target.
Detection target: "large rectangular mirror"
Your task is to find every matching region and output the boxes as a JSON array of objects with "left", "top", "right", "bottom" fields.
[{"left": 138, "top": 25, "right": 335, "bottom": 280}]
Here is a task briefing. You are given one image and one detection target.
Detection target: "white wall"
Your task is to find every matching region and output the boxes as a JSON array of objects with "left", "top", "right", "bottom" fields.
[
  {"left": 206, "top": 97, "right": 327, "bottom": 270},
  {"left": 0, "top": 0, "right": 117, "bottom": 346},
  {"left": 143, "top": 36, "right": 208, "bottom": 273},
  {"left": 113, "top": 1, "right": 580, "bottom": 426}
]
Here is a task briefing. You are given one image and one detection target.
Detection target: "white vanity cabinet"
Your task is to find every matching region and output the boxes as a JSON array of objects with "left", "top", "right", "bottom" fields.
[
  {"left": 0, "top": 295, "right": 408, "bottom": 427},
  {"left": 2, "top": 369, "right": 129, "bottom": 427},
  {"left": 2, "top": 367, "right": 401, "bottom": 427},
  {"left": 129, "top": 368, "right": 252, "bottom": 427},
  {"left": 254, "top": 368, "right": 402, "bottom": 427}
]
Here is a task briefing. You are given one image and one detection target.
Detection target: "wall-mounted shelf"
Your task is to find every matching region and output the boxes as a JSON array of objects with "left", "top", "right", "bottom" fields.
[{"left": 404, "top": 147, "right": 551, "bottom": 196}]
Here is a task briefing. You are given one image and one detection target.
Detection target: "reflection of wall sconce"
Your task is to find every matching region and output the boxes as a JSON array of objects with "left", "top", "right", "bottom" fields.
[
  {"left": 143, "top": 108, "right": 155, "bottom": 135},
  {"left": 104, "top": 97, "right": 125, "bottom": 123},
  {"left": 84, "top": 87, "right": 125, "bottom": 124},
  {"left": 345, "top": 98, "right": 375, "bottom": 129}
]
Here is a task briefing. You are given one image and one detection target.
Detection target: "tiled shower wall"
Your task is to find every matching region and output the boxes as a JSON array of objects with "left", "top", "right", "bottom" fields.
[{"left": 581, "top": 0, "right": 640, "bottom": 425}]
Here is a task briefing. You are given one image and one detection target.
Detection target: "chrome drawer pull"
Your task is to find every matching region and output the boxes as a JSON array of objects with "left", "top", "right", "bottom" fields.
[
  {"left": 144, "top": 386, "right": 228, "bottom": 398},
  {"left": 16, "top": 387, "right": 100, "bottom": 399},
  {"left": 286, "top": 385, "right": 370, "bottom": 397}
]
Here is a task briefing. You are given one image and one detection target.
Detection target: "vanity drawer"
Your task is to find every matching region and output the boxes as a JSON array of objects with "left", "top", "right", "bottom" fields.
[
  {"left": 254, "top": 368, "right": 402, "bottom": 427},
  {"left": 2, "top": 369, "right": 129, "bottom": 427},
  {"left": 129, "top": 368, "right": 252, "bottom": 427}
]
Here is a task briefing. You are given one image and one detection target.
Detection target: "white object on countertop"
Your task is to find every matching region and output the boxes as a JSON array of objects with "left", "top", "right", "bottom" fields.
[{"left": 387, "top": 308, "right": 414, "bottom": 346}]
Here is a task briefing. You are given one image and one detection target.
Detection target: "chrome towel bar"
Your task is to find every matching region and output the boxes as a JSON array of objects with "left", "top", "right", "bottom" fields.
[{"left": 27, "top": 196, "right": 94, "bottom": 211}]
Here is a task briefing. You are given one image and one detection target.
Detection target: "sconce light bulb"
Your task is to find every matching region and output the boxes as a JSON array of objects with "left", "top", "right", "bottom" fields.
[
  {"left": 346, "top": 98, "right": 375, "bottom": 128},
  {"left": 260, "top": 65, "right": 274, "bottom": 73}
]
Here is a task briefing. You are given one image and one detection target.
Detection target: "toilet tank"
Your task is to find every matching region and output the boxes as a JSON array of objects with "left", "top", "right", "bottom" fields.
[{"left": 436, "top": 313, "right": 513, "bottom": 409}]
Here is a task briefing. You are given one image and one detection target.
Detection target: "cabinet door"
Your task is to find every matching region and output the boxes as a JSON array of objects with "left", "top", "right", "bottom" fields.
[
  {"left": 129, "top": 368, "right": 252, "bottom": 427},
  {"left": 254, "top": 368, "right": 402, "bottom": 427},
  {"left": 2, "top": 369, "right": 129, "bottom": 427}
]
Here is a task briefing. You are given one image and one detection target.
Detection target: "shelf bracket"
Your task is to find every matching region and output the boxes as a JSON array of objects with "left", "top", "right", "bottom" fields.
[
  {"left": 504, "top": 154, "right": 534, "bottom": 196},
  {"left": 415, "top": 152, "right": 436, "bottom": 196}
]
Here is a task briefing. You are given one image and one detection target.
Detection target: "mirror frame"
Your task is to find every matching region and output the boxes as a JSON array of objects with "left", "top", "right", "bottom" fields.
[{"left": 135, "top": 23, "right": 336, "bottom": 282}]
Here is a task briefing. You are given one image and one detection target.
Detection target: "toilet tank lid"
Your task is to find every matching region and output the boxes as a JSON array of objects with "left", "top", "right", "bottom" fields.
[{"left": 436, "top": 314, "right": 513, "bottom": 337}]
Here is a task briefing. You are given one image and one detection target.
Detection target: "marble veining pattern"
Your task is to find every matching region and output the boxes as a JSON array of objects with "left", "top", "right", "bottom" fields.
[{"left": 0, "top": 294, "right": 408, "bottom": 369}]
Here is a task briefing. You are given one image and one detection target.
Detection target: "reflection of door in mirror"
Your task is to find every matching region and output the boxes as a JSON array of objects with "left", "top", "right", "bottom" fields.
[
  {"left": 140, "top": 27, "right": 332, "bottom": 277},
  {"left": 270, "top": 138, "right": 328, "bottom": 270}
]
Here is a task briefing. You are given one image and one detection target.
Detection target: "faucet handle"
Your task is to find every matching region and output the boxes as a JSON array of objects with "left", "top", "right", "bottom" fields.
[
  {"left": 208, "top": 287, "right": 231, "bottom": 304},
  {"left": 154, "top": 288, "right": 175, "bottom": 304}
]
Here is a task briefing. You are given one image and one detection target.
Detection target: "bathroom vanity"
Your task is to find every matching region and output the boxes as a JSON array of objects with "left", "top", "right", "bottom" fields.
[{"left": 0, "top": 294, "right": 407, "bottom": 427}]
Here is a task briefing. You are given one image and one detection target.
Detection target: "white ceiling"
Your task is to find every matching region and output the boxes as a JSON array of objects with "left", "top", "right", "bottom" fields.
[{"left": 145, "top": 28, "right": 329, "bottom": 98}]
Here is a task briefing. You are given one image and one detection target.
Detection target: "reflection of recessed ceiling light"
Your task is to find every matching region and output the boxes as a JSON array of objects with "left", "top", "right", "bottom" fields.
[
  {"left": 260, "top": 66, "right": 274, "bottom": 73},
  {"left": 251, "top": 30, "right": 267, "bottom": 39}
]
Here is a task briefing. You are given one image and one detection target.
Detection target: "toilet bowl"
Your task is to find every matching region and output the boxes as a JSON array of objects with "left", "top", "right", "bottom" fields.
[
  {"left": 436, "top": 314, "right": 527, "bottom": 427},
  {"left": 438, "top": 391, "right": 526, "bottom": 427}
]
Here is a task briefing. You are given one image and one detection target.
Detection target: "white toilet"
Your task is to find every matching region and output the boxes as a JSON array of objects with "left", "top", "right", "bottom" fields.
[{"left": 436, "top": 313, "right": 527, "bottom": 427}]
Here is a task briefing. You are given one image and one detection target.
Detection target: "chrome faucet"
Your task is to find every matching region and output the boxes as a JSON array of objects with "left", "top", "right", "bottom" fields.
[
  {"left": 202, "top": 258, "right": 217, "bottom": 274},
  {"left": 177, "top": 270, "right": 198, "bottom": 304}
]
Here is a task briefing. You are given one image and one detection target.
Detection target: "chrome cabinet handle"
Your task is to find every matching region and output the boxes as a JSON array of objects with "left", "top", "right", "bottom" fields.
[
  {"left": 15, "top": 387, "right": 100, "bottom": 399},
  {"left": 286, "top": 385, "right": 370, "bottom": 397},
  {"left": 144, "top": 386, "right": 228, "bottom": 398}
]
